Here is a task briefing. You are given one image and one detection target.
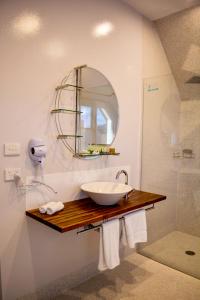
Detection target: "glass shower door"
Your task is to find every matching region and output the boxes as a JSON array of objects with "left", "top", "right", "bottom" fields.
[{"left": 138, "top": 74, "right": 200, "bottom": 279}]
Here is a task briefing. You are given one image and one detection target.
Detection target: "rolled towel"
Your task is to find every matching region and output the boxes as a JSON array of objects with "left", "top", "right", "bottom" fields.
[
  {"left": 98, "top": 219, "right": 120, "bottom": 271},
  {"left": 39, "top": 201, "right": 64, "bottom": 215},
  {"left": 39, "top": 201, "right": 56, "bottom": 214},
  {"left": 122, "top": 209, "right": 147, "bottom": 248},
  {"left": 46, "top": 201, "right": 64, "bottom": 215}
]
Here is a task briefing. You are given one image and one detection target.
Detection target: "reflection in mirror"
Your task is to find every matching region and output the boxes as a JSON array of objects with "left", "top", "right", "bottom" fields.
[{"left": 78, "top": 67, "right": 118, "bottom": 154}]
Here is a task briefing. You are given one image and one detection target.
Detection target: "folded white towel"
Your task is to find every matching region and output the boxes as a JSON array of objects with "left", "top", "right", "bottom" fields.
[
  {"left": 39, "top": 201, "right": 64, "bottom": 215},
  {"left": 122, "top": 209, "right": 147, "bottom": 248},
  {"left": 98, "top": 219, "right": 120, "bottom": 271}
]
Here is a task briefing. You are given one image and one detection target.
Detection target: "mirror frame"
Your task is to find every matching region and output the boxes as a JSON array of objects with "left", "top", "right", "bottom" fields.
[{"left": 52, "top": 65, "right": 119, "bottom": 159}]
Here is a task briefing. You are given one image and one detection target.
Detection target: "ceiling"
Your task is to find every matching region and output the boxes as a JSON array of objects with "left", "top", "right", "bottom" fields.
[{"left": 122, "top": 0, "right": 199, "bottom": 20}]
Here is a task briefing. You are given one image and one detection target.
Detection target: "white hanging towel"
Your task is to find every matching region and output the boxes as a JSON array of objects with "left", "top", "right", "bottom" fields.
[
  {"left": 98, "top": 219, "right": 120, "bottom": 271},
  {"left": 122, "top": 209, "right": 147, "bottom": 248}
]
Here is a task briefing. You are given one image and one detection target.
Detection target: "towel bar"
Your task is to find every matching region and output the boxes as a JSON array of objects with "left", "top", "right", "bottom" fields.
[{"left": 77, "top": 203, "right": 155, "bottom": 234}]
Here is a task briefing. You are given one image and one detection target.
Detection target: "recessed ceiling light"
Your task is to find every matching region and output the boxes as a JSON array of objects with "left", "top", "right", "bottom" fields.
[
  {"left": 93, "top": 21, "right": 114, "bottom": 38},
  {"left": 13, "top": 12, "right": 41, "bottom": 37}
]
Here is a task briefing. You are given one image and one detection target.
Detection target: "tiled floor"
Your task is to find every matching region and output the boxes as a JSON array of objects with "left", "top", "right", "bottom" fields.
[
  {"left": 140, "top": 230, "right": 200, "bottom": 279},
  {"left": 55, "top": 252, "right": 200, "bottom": 300}
]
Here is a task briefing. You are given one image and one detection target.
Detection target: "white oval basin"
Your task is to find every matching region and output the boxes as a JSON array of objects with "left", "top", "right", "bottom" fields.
[{"left": 81, "top": 181, "right": 133, "bottom": 205}]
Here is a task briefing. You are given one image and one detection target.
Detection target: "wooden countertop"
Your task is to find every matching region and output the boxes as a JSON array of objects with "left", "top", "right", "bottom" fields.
[{"left": 26, "top": 190, "right": 166, "bottom": 233}]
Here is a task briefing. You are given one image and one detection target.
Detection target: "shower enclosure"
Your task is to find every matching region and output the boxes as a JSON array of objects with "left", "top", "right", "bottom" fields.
[{"left": 138, "top": 73, "right": 200, "bottom": 279}]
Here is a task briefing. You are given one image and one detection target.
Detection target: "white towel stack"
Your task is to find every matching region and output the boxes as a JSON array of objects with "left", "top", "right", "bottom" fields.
[
  {"left": 98, "top": 219, "right": 120, "bottom": 271},
  {"left": 121, "top": 209, "right": 147, "bottom": 248},
  {"left": 39, "top": 201, "right": 64, "bottom": 215}
]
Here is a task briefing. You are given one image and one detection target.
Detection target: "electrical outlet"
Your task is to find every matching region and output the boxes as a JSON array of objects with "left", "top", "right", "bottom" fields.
[
  {"left": 4, "top": 143, "right": 21, "bottom": 156},
  {"left": 4, "top": 168, "right": 21, "bottom": 181}
]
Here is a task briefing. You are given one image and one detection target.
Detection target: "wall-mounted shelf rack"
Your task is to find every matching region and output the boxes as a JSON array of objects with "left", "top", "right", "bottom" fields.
[
  {"left": 75, "top": 152, "right": 120, "bottom": 158},
  {"left": 26, "top": 190, "right": 166, "bottom": 233},
  {"left": 55, "top": 84, "right": 83, "bottom": 91},
  {"left": 55, "top": 84, "right": 113, "bottom": 97},
  {"left": 51, "top": 109, "right": 82, "bottom": 114},
  {"left": 57, "top": 135, "right": 83, "bottom": 139}
]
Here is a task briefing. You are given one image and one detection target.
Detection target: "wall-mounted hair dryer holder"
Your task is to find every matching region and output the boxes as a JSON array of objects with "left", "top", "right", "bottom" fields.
[{"left": 28, "top": 139, "right": 47, "bottom": 165}]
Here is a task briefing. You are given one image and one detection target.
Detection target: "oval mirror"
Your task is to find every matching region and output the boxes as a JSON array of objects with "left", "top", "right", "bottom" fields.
[{"left": 53, "top": 65, "right": 119, "bottom": 159}]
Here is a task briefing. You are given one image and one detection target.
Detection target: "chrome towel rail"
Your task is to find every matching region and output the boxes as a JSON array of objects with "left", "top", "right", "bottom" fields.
[{"left": 77, "top": 203, "right": 155, "bottom": 234}]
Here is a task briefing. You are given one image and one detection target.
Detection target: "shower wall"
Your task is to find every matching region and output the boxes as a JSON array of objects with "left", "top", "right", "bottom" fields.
[
  {"left": 155, "top": 5, "right": 200, "bottom": 239},
  {"left": 177, "top": 100, "right": 200, "bottom": 238}
]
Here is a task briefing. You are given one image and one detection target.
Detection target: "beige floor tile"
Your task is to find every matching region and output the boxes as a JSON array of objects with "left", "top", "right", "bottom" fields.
[{"left": 55, "top": 252, "right": 200, "bottom": 300}]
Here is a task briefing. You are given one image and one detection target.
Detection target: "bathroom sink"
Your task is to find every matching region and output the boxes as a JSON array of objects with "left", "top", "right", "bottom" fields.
[{"left": 81, "top": 181, "right": 133, "bottom": 205}]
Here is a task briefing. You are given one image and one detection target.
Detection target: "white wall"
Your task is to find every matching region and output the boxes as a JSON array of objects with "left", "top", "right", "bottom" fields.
[
  {"left": 0, "top": 0, "right": 144, "bottom": 299},
  {"left": 0, "top": 1, "right": 178, "bottom": 298}
]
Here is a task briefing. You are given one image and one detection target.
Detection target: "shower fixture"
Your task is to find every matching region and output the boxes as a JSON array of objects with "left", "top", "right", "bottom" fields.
[{"left": 186, "top": 76, "right": 200, "bottom": 84}]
